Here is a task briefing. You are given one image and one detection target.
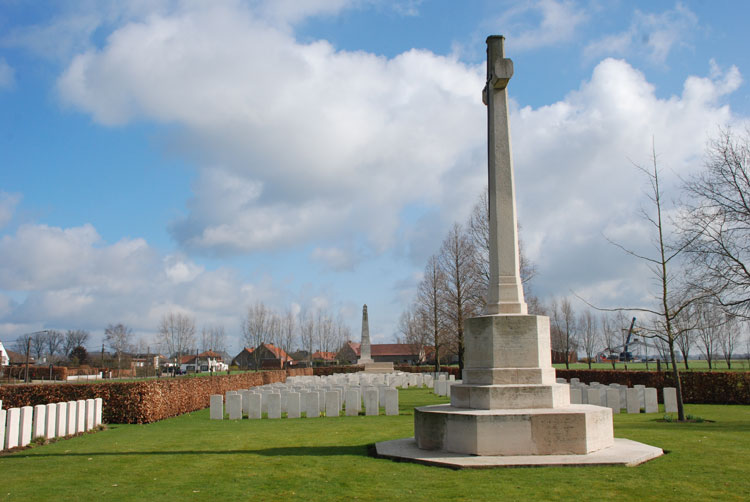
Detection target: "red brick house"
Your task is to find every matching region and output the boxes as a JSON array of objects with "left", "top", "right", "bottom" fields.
[
  {"left": 232, "top": 343, "right": 293, "bottom": 369},
  {"left": 336, "top": 341, "right": 424, "bottom": 365}
]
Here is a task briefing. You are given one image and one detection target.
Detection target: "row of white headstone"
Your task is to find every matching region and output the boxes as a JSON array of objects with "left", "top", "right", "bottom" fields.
[
  {"left": 0, "top": 397, "right": 103, "bottom": 451},
  {"left": 210, "top": 371, "right": 433, "bottom": 420},
  {"left": 557, "top": 378, "right": 679, "bottom": 414}
]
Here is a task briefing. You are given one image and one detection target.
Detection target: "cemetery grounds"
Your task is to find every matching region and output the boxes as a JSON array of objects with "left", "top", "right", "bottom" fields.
[{"left": 1, "top": 388, "right": 748, "bottom": 502}]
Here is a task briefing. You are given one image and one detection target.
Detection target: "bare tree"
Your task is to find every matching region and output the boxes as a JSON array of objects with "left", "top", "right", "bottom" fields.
[
  {"left": 299, "top": 310, "right": 315, "bottom": 364},
  {"left": 579, "top": 309, "right": 598, "bottom": 369},
  {"left": 682, "top": 128, "right": 750, "bottom": 318},
  {"left": 604, "top": 146, "right": 708, "bottom": 421},
  {"left": 673, "top": 304, "right": 697, "bottom": 369},
  {"left": 280, "top": 308, "right": 297, "bottom": 356},
  {"left": 242, "top": 302, "right": 270, "bottom": 370},
  {"left": 44, "top": 330, "right": 65, "bottom": 358},
  {"left": 550, "top": 297, "right": 577, "bottom": 369},
  {"left": 600, "top": 313, "right": 620, "bottom": 369},
  {"left": 158, "top": 313, "right": 196, "bottom": 375},
  {"left": 30, "top": 331, "right": 47, "bottom": 360},
  {"left": 717, "top": 313, "right": 742, "bottom": 369},
  {"left": 200, "top": 325, "right": 227, "bottom": 354},
  {"left": 64, "top": 329, "right": 90, "bottom": 357},
  {"left": 416, "top": 254, "right": 448, "bottom": 371},
  {"left": 104, "top": 323, "right": 133, "bottom": 377},
  {"left": 439, "top": 223, "right": 480, "bottom": 371},
  {"left": 695, "top": 301, "right": 721, "bottom": 370}
]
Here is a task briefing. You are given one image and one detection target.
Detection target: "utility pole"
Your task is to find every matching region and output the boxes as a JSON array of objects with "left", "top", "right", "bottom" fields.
[{"left": 24, "top": 336, "right": 31, "bottom": 383}]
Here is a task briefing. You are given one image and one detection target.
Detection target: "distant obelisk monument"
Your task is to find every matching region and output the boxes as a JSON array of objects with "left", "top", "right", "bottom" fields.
[
  {"left": 376, "top": 36, "right": 662, "bottom": 467},
  {"left": 357, "top": 304, "right": 374, "bottom": 365}
]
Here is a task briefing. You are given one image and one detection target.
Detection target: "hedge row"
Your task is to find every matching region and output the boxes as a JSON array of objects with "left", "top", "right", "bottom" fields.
[
  {"left": 556, "top": 369, "right": 750, "bottom": 405},
  {"left": 3, "top": 365, "right": 69, "bottom": 380},
  {"left": 0, "top": 367, "right": 312, "bottom": 424}
]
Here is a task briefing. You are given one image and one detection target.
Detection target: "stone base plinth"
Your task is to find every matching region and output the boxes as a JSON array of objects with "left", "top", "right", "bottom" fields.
[
  {"left": 375, "top": 437, "right": 663, "bottom": 469},
  {"left": 415, "top": 404, "right": 613, "bottom": 456},
  {"left": 363, "top": 362, "right": 395, "bottom": 374},
  {"left": 450, "top": 383, "right": 570, "bottom": 409}
]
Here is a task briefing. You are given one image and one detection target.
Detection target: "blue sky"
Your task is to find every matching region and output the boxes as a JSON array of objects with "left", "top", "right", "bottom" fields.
[{"left": 0, "top": 0, "right": 748, "bottom": 354}]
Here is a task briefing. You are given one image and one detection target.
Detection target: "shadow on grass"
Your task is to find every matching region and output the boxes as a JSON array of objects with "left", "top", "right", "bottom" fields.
[{"left": 1, "top": 444, "right": 370, "bottom": 460}]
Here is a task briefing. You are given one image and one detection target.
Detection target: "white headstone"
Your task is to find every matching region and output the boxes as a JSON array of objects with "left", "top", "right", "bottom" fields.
[
  {"left": 76, "top": 400, "right": 86, "bottom": 432},
  {"left": 0, "top": 409, "right": 5, "bottom": 450},
  {"left": 5, "top": 408, "right": 20, "bottom": 449},
  {"left": 364, "top": 389, "right": 379, "bottom": 416},
  {"left": 66, "top": 401, "right": 77, "bottom": 435},
  {"left": 605, "top": 388, "right": 621, "bottom": 414},
  {"left": 587, "top": 388, "right": 602, "bottom": 407},
  {"left": 45, "top": 403, "right": 57, "bottom": 439},
  {"left": 248, "top": 393, "right": 262, "bottom": 419},
  {"left": 19, "top": 406, "right": 33, "bottom": 446},
  {"left": 267, "top": 393, "right": 281, "bottom": 419},
  {"left": 663, "top": 387, "right": 678, "bottom": 413},
  {"left": 634, "top": 384, "right": 646, "bottom": 408},
  {"left": 210, "top": 395, "right": 223, "bottom": 419},
  {"left": 85, "top": 399, "right": 95, "bottom": 431},
  {"left": 287, "top": 392, "right": 301, "bottom": 419},
  {"left": 228, "top": 393, "right": 243, "bottom": 420},
  {"left": 94, "top": 398, "right": 103, "bottom": 426},
  {"left": 435, "top": 380, "right": 447, "bottom": 396},
  {"left": 626, "top": 388, "right": 641, "bottom": 414},
  {"left": 56, "top": 402, "right": 67, "bottom": 437},
  {"left": 305, "top": 391, "right": 320, "bottom": 418},
  {"left": 240, "top": 390, "right": 253, "bottom": 415},
  {"left": 345, "top": 389, "right": 359, "bottom": 416},
  {"left": 644, "top": 388, "right": 658, "bottom": 413},
  {"left": 325, "top": 391, "right": 340, "bottom": 418},
  {"left": 569, "top": 388, "right": 582, "bottom": 404},
  {"left": 32, "top": 404, "right": 46, "bottom": 439},
  {"left": 385, "top": 388, "right": 398, "bottom": 416}
]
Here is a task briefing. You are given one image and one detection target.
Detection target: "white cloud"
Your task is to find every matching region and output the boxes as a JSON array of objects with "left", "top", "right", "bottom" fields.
[
  {"left": 584, "top": 3, "right": 698, "bottom": 64},
  {"left": 57, "top": 2, "right": 485, "bottom": 255},
  {"left": 0, "top": 58, "right": 15, "bottom": 90},
  {"left": 311, "top": 246, "right": 358, "bottom": 271},
  {"left": 0, "top": 192, "right": 21, "bottom": 227},
  {"left": 496, "top": 0, "right": 588, "bottom": 51},
  {"left": 510, "top": 57, "right": 743, "bottom": 305}
]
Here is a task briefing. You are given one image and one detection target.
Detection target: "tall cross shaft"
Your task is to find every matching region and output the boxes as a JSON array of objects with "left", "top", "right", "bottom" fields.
[{"left": 483, "top": 36, "right": 527, "bottom": 315}]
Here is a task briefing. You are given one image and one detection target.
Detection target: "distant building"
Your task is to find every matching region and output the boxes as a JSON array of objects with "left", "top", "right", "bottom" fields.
[
  {"left": 0, "top": 341, "right": 8, "bottom": 367},
  {"left": 232, "top": 343, "right": 293, "bottom": 370},
  {"left": 311, "top": 351, "right": 337, "bottom": 364},
  {"left": 336, "top": 341, "right": 424, "bottom": 365},
  {"left": 180, "top": 350, "right": 228, "bottom": 373}
]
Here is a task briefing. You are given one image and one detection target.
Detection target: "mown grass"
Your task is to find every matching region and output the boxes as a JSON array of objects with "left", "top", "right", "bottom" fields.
[{"left": 1, "top": 388, "right": 748, "bottom": 502}]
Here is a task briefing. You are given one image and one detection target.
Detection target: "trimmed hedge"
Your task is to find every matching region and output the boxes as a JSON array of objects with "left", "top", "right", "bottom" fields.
[
  {"left": 0, "top": 367, "right": 312, "bottom": 424},
  {"left": 3, "top": 365, "right": 69, "bottom": 381},
  {"left": 556, "top": 369, "right": 750, "bottom": 405}
]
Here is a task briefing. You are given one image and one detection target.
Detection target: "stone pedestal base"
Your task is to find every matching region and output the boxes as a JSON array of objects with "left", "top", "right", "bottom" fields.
[
  {"left": 363, "top": 362, "right": 395, "bottom": 374},
  {"left": 414, "top": 404, "right": 613, "bottom": 456},
  {"left": 450, "top": 382, "right": 570, "bottom": 409}
]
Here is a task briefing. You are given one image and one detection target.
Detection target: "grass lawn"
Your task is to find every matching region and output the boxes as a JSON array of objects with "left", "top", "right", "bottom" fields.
[{"left": 1, "top": 389, "right": 748, "bottom": 502}]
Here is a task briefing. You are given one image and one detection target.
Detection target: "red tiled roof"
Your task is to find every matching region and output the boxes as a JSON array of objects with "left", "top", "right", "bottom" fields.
[
  {"left": 312, "top": 351, "right": 336, "bottom": 361},
  {"left": 260, "top": 343, "right": 293, "bottom": 363}
]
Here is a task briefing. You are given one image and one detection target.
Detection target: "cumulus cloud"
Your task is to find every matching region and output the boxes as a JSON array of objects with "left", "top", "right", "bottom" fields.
[
  {"left": 510, "top": 57, "right": 743, "bottom": 304},
  {"left": 496, "top": 0, "right": 588, "bottom": 51},
  {"left": 311, "top": 246, "right": 359, "bottom": 271},
  {"left": 584, "top": 3, "right": 698, "bottom": 64},
  {"left": 57, "top": 2, "right": 485, "bottom": 256}
]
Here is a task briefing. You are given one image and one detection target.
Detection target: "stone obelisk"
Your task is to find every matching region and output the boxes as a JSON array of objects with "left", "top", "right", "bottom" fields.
[{"left": 357, "top": 304, "right": 373, "bottom": 365}]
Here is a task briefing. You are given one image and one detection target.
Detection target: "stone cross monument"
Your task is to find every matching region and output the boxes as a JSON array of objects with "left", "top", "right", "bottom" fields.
[
  {"left": 377, "top": 36, "right": 662, "bottom": 467},
  {"left": 357, "top": 304, "right": 373, "bottom": 365},
  {"left": 482, "top": 36, "right": 527, "bottom": 316}
]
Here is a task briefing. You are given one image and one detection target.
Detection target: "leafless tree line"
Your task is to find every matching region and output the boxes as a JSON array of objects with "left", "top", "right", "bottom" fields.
[
  {"left": 398, "top": 190, "right": 539, "bottom": 371},
  {"left": 241, "top": 302, "right": 352, "bottom": 366}
]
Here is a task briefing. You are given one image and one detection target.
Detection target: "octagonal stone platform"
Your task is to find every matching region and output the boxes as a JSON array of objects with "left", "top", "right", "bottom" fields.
[{"left": 415, "top": 404, "right": 613, "bottom": 456}]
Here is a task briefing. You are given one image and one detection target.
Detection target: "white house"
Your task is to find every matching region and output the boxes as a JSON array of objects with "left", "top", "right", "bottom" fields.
[{"left": 0, "top": 341, "right": 9, "bottom": 367}]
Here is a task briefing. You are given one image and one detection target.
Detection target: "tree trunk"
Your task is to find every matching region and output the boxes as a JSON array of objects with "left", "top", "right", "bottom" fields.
[{"left": 668, "top": 339, "right": 685, "bottom": 421}]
